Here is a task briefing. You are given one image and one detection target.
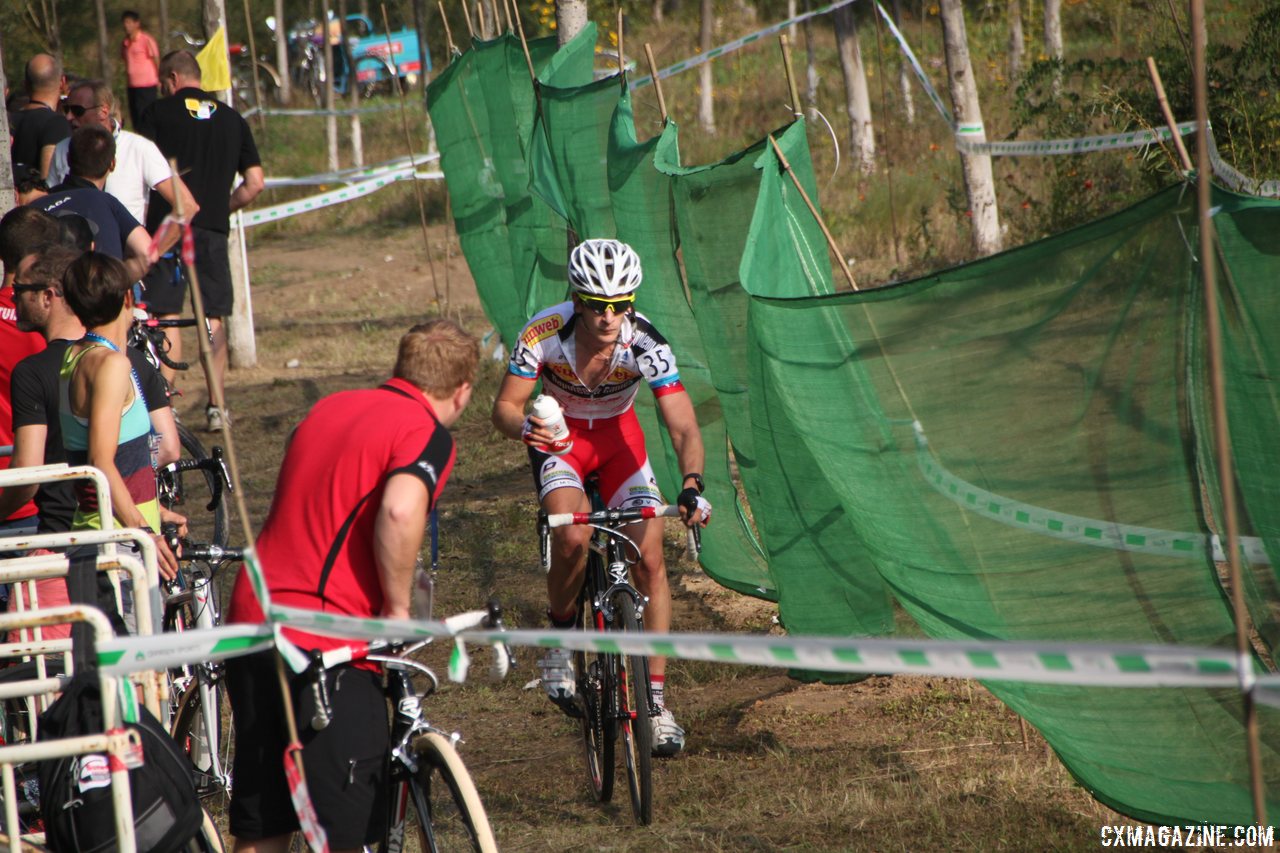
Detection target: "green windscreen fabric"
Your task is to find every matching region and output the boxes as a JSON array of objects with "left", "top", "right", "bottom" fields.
[
  {"left": 744, "top": 184, "right": 1280, "bottom": 824},
  {"left": 526, "top": 73, "right": 775, "bottom": 596},
  {"left": 426, "top": 30, "right": 595, "bottom": 347},
  {"left": 656, "top": 121, "right": 896, "bottom": 639}
]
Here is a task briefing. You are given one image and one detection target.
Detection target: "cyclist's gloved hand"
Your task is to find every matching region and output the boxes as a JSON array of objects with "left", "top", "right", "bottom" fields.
[{"left": 678, "top": 488, "right": 712, "bottom": 527}]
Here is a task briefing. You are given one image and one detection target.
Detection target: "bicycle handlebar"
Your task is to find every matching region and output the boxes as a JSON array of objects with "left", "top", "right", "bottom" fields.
[
  {"left": 161, "top": 446, "right": 233, "bottom": 512},
  {"left": 539, "top": 504, "right": 702, "bottom": 560}
]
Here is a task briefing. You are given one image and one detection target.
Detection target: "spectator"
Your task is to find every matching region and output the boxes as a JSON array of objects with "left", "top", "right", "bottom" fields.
[
  {"left": 121, "top": 10, "right": 161, "bottom": 129},
  {"left": 10, "top": 54, "right": 71, "bottom": 179},
  {"left": 48, "top": 79, "right": 200, "bottom": 228},
  {"left": 13, "top": 163, "right": 50, "bottom": 205},
  {"left": 225, "top": 320, "right": 477, "bottom": 851},
  {"left": 138, "top": 50, "right": 265, "bottom": 432},
  {"left": 0, "top": 207, "right": 56, "bottom": 538},
  {"left": 31, "top": 125, "right": 157, "bottom": 281},
  {"left": 57, "top": 252, "right": 179, "bottom": 583}
]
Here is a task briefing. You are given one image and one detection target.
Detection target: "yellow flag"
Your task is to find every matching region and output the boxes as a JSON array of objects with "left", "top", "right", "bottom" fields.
[{"left": 195, "top": 26, "right": 233, "bottom": 92}]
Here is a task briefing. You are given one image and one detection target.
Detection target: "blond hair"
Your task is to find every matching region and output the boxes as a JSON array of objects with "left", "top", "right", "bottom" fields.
[{"left": 394, "top": 319, "right": 478, "bottom": 398}]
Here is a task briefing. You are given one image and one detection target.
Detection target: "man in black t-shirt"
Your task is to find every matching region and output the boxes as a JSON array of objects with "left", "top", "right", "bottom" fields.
[
  {"left": 10, "top": 55, "right": 70, "bottom": 179},
  {"left": 137, "top": 50, "right": 265, "bottom": 432}
]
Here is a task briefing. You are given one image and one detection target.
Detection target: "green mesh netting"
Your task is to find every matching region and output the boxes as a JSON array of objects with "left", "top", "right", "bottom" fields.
[{"left": 428, "top": 31, "right": 1280, "bottom": 825}]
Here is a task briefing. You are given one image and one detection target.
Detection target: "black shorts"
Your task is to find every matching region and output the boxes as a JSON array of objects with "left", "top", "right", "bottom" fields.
[
  {"left": 140, "top": 226, "right": 234, "bottom": 317},
  {"left": 226, "top": 650, "right": 389, "bottom": 847}
]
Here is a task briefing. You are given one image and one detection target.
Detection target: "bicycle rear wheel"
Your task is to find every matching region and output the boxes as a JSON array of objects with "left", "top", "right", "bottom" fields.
[
  {"left": 615, "top": 598, "right": 654, "bottom": 825},
  {"left": 170, "top": 674, "right": 234, "bottom": 812},
  {"left": 408, "top": 732, "right": 496, "bottom": 853},
  {"left": 160, "top": 423, "right": 229, "bottom": 550},
  {"left": 575, "top": 572, "right": 616, "bottom": 803}
]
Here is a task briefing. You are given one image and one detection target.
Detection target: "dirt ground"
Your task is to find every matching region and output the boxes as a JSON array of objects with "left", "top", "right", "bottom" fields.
[{"left": 189, "top": 221, "right": 1151, "bottom": 852}]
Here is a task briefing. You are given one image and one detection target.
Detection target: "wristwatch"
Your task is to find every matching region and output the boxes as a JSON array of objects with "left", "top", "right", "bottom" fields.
[{"left": 682, "top": 472, "right": 705, "bottom": 494}]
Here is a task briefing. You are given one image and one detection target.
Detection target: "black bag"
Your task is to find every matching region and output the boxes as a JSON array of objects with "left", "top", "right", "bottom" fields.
[{"left": 36, "top": 674, "right": 202, "bottom": 853}]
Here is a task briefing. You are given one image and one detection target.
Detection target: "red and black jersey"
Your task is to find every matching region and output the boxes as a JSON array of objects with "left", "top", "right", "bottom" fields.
[{"left": 226, "top": 378, "right": 455, "bottom": 654}]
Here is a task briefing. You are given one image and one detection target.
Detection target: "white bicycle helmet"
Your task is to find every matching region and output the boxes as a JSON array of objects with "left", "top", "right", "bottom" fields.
[{"left": 567, "top": 239, "right": 643, "bottom": 298}]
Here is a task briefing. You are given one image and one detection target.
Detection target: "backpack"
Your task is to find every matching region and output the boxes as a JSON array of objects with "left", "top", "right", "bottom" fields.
[{"left": 36, "top": 673, "right": 202, "bottom": 853}]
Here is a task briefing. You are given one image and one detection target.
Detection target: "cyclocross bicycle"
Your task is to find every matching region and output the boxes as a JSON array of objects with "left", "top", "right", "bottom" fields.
[
  {"left": 304, "top": 600, "right": 510, "bottom": 853},
  {"left": 537, "top": 483, "right": 699, "bottom": 827}
]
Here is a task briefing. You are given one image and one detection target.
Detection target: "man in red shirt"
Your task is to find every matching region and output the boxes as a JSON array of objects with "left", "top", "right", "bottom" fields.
[
  {"left": 225, "top": 319, "right": 478, "bottom": 853},
  {"left": 0, "top": 207, "right": 56, "bottom": 537},
  {"left": 120, "top": 10, "right": 161, "bottom": 129}
]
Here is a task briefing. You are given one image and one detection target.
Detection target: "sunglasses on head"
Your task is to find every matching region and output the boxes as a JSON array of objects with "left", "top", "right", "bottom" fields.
[
  {"left": 10, "top": 280, "right": 50, "bottom": 295},
  {"left": 578, "top": 294, "right": 634, "bottom": 315},
  {"left": 62, "top": 103, "right": 101, "bottom": 118}
]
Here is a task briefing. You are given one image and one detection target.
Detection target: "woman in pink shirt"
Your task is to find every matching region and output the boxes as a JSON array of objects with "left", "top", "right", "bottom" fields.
[{"left": 120, "top": 10, "right": 160, "bottom": 128}]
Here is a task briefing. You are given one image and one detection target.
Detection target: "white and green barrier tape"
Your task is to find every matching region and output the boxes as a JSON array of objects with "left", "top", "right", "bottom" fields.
[
  {"left": 911, "top": 422, "right": 1272, "bottom": 565},
  {"left": 98, "top": 623, "right": 275, "bottom": 677},
  {"left": 243, "top": 102, "right": 405, "bottom": 119},
  {"left": 265, "top": 152, "right": 438, "bottom": 188}
]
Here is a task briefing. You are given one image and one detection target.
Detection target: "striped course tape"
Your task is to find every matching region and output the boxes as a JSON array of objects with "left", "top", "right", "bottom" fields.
[
  {"left": 912, "top": 424, "right": 1271, "bottom": 565},
  {"left": 265, "top": 152, "right": 438, "bottom": 188},
  {"left": 98, "top": 623, "right": 275, "bottom": 677},
  {"left": 242, "top": 165, "right": 443, "bottom": 227},
  {"left": 243, "top": 102, "right": 405, "bottom": 118}
]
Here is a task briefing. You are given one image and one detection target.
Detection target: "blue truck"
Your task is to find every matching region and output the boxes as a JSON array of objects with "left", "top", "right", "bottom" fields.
[{"left": 288, "top": 13, "right": 431, "bottom": 102}]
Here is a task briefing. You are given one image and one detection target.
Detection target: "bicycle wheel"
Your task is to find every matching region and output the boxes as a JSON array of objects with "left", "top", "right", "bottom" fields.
[
  {"left": 407, "top": 732, "right": 497, "bottom": 853},
  {"left": 180, "top": 807, "right": 226, "bottom": 852},
  {"left": 170, "top": 675, "right": 234, "bottom": 811},
  {"left": 575, "top": 575, "right": 616, "bottom": 803},
  {"left": 615, "top": 597, "right": 654, "bottom": 825},
  {"left": 159, "top": 423, "right": 229, "bottom": 550}
]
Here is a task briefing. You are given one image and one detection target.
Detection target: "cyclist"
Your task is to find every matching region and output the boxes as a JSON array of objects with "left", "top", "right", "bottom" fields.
[{"left": 491, "top": 238, "right": 711, "bottom": 757}]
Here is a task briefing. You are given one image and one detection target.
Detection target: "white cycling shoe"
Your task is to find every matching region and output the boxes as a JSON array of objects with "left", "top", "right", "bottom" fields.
[
  {"left": 651, "top": 706, "right": 685, "bottom": 757},
  {"left": 538, "top": 648, "right": 578, "bottom": 712}
]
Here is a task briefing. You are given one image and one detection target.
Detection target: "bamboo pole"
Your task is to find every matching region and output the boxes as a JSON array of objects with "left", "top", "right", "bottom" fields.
[
  {"left": 475, "top": 0, "right": 487, "bottom": 39},
  {"left": 501, "top": 0, "right": 513, "bottom": 32},
  {"left": 439, "top": 0, "right": 459, "bottom": 54},
  {"left": 459, "top": 0, "right": 475, "bottom": 39},
  {"left": 1189, "top": 0, "right": 1267, "bottom": 825},
  {"left": 382, "top": 2, "right": 442, "bottom": 308},
  {"left": 617, "top": 7, "right": 625, "bottom": 76},
  {"left": 779, "top": 34, "right": 803, "bottom": 119},
  {"left": 767, "top": 134, "right": 857, "bottom": 291},
  {"left": 643, "top": 43, "right": 668, "bottom": 124},
  {"left": 510, "top": 0, "right": 536, "bottom": 82},
  {"left": 1145, "top": 57, "right": 1193, "bottom": 172},
  {"left": 242, "top": 0, "right": 268, "bottom": 140}
]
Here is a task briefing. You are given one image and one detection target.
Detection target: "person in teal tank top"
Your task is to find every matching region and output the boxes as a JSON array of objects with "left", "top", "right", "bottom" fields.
[{"left": 59, "top": 251, "right": 179, "bottom": 579}]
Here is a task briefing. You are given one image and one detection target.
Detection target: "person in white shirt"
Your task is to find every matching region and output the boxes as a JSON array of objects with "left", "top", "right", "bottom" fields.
[{"left": 47, "top": 79, "right": 198, "bottom": 227}]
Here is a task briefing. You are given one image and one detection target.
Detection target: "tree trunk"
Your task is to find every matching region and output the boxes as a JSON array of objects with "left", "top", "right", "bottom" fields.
[
  {"left": 698, "top": 0, "right": 714, "bottom": 132},
  {"left": 787, "top": 0, "right": 797, "bottom": 37},
  {"left": 833, "top": 5, "right": 874, "bottom": 174},
  {"left": 801, "top": 0, "right": 819, "bottom": 114},
  {"left": 555, "top": 0, "right": 588, "bottom": 46},
  {"left": 653, "top": 0, "right": 663, "bottom": 24},
  {"left": 94, "top": 0, "right": 112, "bottom": 81},
  {"left": 202, "top": 0, "right": 231, "bottom": 100},
  {"left": 891, "top": 0, "right": 915, "bottom": 124},
  {"left": 938, "top": 0, "right": 1001, "bottom": 256},
  {"left": 320, "top": 0, "right": 339, "bottom": 170},
  {"left": 0, "top": 32, "right": 16, "bottom": 215},
  {"left": 339, "top": 0, "right": 361, "bottom": 167},
  {"left": 274, "top": 0, "right": 292, "bottom": 103},
  {"left": 1044, "top": 0, "right": 1063, "bottom": 95},
  {"left": 1008, "top": 0, "right": 1023, "bottom": 81},
  {"left": 160, "top": 0, "right": 171, "bottom": 51}
]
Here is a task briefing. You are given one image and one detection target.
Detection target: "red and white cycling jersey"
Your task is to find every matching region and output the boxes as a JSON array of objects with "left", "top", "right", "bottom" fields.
[{"left": 507, "top": 302, "right": 685, "bottom": 426}]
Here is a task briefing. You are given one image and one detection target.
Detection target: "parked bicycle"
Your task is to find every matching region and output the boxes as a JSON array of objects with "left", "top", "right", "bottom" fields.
[
  {"left": 170, "top": 30, "right": 284, "bottom": 111},
  {"left": 301, "top": 600, "right": 510, "bottom": 852},
  {"left": 537, "top": 480, "right": 699, "bottom": 826}
]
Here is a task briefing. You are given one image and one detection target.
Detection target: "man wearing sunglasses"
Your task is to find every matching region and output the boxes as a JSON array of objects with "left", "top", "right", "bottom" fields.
[
  {"left": 492, "top": 238, "right": 712, "bottom": 757},
  {"left": 47, "top": 80, "right": 199, "bottom": 229}
]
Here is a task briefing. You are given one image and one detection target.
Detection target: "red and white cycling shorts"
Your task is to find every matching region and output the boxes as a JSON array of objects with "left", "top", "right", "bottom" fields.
[{"left": 527, "top": 408, "right": 662, "bottom": 509}]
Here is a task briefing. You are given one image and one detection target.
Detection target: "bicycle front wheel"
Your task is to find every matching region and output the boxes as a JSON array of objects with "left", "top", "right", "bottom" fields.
[
  {"left": 576, "top": 593, "right": 616, "bottom": 803},
  {"left": 160, "top": 423, "right": 229, "bottom": 549},
  {"left": 408, "top": 732, "right": 497, "bottom": 853},
  {"left": 615, "top": 598, "right": 654, "bottom": 825},
  {"left": 170, "top": 674, "right": 234, "bottom": 812}
]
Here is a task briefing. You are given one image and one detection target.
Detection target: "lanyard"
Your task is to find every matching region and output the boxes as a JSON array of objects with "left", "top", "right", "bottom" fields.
[{"left": 83, "top": 332, "right": 148, "bottom": 410}]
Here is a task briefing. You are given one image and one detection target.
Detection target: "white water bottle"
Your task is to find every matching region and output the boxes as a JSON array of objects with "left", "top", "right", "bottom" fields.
[{"left": 530, "top": 394, "right": 573, "bottom": 455}]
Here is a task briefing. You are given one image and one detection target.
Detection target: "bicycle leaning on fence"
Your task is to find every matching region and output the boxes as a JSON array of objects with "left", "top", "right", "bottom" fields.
[{"left": 537, "top": 477, "right": 699, "bottom": 826}]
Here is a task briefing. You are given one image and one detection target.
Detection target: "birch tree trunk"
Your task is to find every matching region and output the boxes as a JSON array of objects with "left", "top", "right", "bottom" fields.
[
  {"left": 0, "top": 32, "right": 16, "bottom": 216},
  {"left": 801, "top": 0, "right": 819, "bottom": 114},
  {"left": 698, "top": 0, "right": 715, "bottom": 133},
  {"left": 653, "top": 0, "right": 664, "bottom": 24},
  {"left": 275, "top": 0, "right": 292, "bottom": 103},
  {"left": 939, "top": 0, "right": 1001, "bottom": 255},
  {"left": 1008, "top": 0, "right": 1024, "bottom": 81},
  {"left": 833, "top": 5, "right": 875, "bottom": 174},
  {"left": 94, "top": 0, "right": 112, "bottom": 81},
  {"left": 891, "top": 0, "right": 915, "bottom": 124},
  {"left": 160, "top": 0, "right": 170, "bottom": 51},
  {"left": 1044, "top": 0, "right": 1063, "bottom": 95},
  {"left": 556, "top": 0, "right": 588, "bottom": 46}
]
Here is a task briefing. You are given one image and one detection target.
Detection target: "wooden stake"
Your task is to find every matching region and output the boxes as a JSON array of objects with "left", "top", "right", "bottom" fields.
[
  {"left": 501, "top": 0, "right": 513, "bottom": 32},
  {"left": 617, "top": 7, "right": 625, "bottom": 76},
  {"left": 383, "top": 2, "right": 443, "bottom": 307},
  {"left": 242, "top": 0, "right": 268, "bottom": 141},
  {"left": 475, "top": 0, "right": 487, "bottom": 39},
  {"left": 779, "top": 34, "right": 803, "bottom": 119},
  {"left": 643, "top": 43, "right": 668, "bottom": 124},
  {"left": 510, "top": 0, "right": 536, "bottom": 82},
  {"left": 459, "top": 0, "right": 475, "bottom": 39},
  {"left": 1189, "top": 0, "right": 1267, "bottom": 825},
  {"left": 439, "top": 0, "right": 459, "bottom": 54},
  {"left": 1145, "top": 56, "right": 1193, "bottom": 171},
  {"left": 767, "top": 134, "right": 857, "bottom": 291}
]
